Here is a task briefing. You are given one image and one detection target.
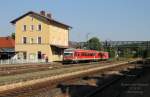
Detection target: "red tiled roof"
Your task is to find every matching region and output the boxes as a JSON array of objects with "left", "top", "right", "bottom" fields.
[{"left": 0, "top": 37, "right": 15, "bottom": 48}]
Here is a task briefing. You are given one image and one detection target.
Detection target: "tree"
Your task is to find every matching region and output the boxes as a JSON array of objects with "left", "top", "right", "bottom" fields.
[
  {"left": 86, "top": 37, "right": 101, "bottom": 51},
  {"left": 142, "top": 48, "right": 150, "bottom": 58},
  {"left": 11, "top": 32, "right": 15, "bottom": 39},
  {"left": 109, "top": 48, "right": 116, "bottom": 58}
]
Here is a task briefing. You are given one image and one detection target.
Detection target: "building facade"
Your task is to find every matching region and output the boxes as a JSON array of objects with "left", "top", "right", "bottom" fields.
[{"left": 11, "top": 11, "right": 71, "bottom": 62}]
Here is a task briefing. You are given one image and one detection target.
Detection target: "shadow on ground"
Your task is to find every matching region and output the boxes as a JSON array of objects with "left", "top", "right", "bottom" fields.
[{"left": 57, "top": 62, "right": 150, "bottom": 97}]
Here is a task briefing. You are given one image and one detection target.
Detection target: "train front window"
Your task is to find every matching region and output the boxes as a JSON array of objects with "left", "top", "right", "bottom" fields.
[{"left": 64, "top": 52, "right": 73, "bottom": 56}]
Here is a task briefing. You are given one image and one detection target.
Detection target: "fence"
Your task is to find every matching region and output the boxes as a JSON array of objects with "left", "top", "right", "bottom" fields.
[{"left": 0, "top": 59, "right": 46, "bottom": 65}]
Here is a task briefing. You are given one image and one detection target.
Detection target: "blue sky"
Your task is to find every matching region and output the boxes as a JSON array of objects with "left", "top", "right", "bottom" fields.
[{"left": 0, "top": 0, "right": 150, "bottom": 41}]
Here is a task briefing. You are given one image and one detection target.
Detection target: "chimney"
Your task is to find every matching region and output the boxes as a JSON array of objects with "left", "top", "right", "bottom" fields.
[
  {"left": 47, "top": 13, "right": 52, "bottom": 19},
  {"left": 40, "top": 11, "right": 45, "bottom": 16}
]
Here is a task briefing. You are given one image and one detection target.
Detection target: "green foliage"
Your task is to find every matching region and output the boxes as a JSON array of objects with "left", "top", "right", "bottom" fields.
[
  {"left": 117, "top": 42, "right": 150, "bottom": 58},
  {"left": 124, "top": 48, "right": 133, "bottom": 58},
  {"left": 108, "top": 48, "right": 116, "bottom": 58},
  {"left": 86, "top": 37, "right": 101, "bottom": 51},
  {"left": 104, "top": 47, "right": 116, "bottom": 58},
  {"left": 142, "top": 48, "right": 150, "bottom": 58},
  {"left": 118, "top": 48, "right": 136, "bottom": 58},
  {"left": 11, "top": 32, "right": 15, "bottom": 39}
]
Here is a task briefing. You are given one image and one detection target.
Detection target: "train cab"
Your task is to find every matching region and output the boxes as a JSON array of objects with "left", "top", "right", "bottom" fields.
[{"left": 63, "top": 50, "right": 74, "bottom": 62}]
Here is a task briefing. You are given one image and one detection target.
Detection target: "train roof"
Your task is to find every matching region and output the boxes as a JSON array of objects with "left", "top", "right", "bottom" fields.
[{"left": 65, "top": 49, "right": 99, "bottom": 53}]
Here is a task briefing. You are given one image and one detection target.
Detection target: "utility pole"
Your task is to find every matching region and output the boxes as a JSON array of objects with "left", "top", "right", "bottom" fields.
[{"left": 86, "top": 33, "right": 90, "bottom": 49}]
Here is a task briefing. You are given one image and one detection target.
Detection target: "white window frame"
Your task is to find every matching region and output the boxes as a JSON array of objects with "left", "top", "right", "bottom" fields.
[
  {"left": 30, "top": 37, "right": 34, "bottom": 44},
  {"left": 30, "top": 25, "right": 34, "bottom": 31}
]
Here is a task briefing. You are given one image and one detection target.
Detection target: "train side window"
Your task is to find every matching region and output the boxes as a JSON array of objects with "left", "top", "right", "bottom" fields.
[
  {"left": 74, "top": 53, "right": 77, "bottom": 56},
  {"left": 78, "top": 53, "right": 80, "bottom": 56},
  {"left": 75, "top": 53, "right": 78, "bottom": 56},
  {"left": 82, "top": 53, "right": 84, "bottom": 56},
  {"left": 86, "top": 53, "right": 88, "bottom": 56},
  {"left": 83, "top": 53, "right": 85, "bottom": 56},
  {"left": 93, "top": 53, "right": 94, "bottom": 56},
  {"left": 87, "top": 53, "right": 89, "bottom": 56},
  {"left": 85, "top": 53, "right": 88, "bottom": 56}
]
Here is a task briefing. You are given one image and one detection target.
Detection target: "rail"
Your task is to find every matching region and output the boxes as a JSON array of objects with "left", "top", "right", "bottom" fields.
[
  {"left": 0, "top": 58, "right": 142, "bottom": 93},
  {"left": 84, "top": 61, "right": 144, "bottom": 97}
]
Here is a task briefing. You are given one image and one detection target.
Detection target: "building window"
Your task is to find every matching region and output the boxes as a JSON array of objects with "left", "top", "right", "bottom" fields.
[
  {"left": 23, "top": 25, "right": 27, "bottom": 31},
  {"left": 30, "top": 38, "right": 34, "bottom": 44},
  {"left": 29, "top": 53, "right": 36, "bottom": 60},
  {"left": 37, "top": 37, "right": 41, "bottom": 44},
  {"left": 31, "top": 17, "right": 34, "bottom": 21},
  {"left": 30, "top": 25, "right": 34, "bottom": 31},
  {"left": 23, "top": 37, "right": 27, "bottom": 44},
  {"left": 37, "top": 51, "right": 42, "bottom": 59},
  {"left": 37, "top": 24, "right": 42, "bottom": 31},
  {"left": 23, "top": 52, "right": 27, "bottom": 59}
]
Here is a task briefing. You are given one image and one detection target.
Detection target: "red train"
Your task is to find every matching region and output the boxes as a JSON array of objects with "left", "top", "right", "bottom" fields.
[{"left": 63, "top": 49, "right": 109, "bottom": 63}]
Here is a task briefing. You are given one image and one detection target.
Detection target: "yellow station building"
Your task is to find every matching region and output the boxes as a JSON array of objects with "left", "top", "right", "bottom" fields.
[{"left": 11, "top": 11, "right": 71, "bottom": 62}]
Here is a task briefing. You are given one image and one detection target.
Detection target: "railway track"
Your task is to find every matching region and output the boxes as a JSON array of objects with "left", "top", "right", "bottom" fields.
[
  {"left": 0, "top": 58, "right": 142, "bottom": 97},
  {"left": 0, "top": 62, "right": 111, "bottom": 86},
  {"left": 84, "top": 63, "right": 145, "bottom": 97},
  {"left": 0, "top": 61, "right": 115, "bottom": 76}
]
